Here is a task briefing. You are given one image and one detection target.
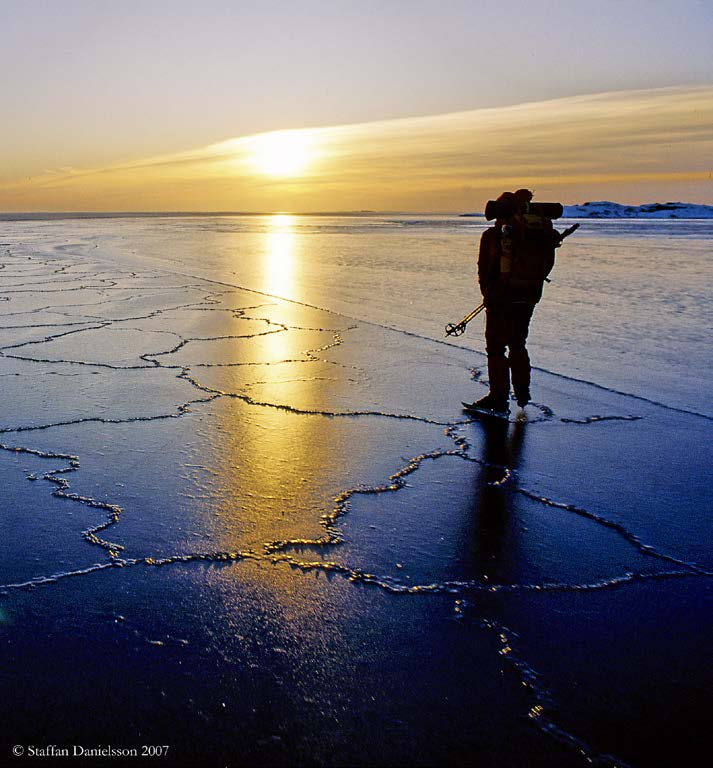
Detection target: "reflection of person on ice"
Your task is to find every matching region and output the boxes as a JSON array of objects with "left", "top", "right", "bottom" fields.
[{"left": 467, "top": 189, "right": 566, "bottom": 416}]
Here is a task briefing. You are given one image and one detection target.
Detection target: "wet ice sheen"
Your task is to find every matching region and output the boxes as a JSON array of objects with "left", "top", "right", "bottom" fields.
[{"left": 0, "top": 218, "right": 711, "bottom": 768}]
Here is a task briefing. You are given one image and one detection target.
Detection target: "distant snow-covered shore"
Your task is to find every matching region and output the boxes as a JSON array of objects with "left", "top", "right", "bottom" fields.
[
  {"left": 561, "top": 201, "right": 713, "bottom": 218},
  {"left": 462, "top": 201, "right": 713, "bottom": 219}
]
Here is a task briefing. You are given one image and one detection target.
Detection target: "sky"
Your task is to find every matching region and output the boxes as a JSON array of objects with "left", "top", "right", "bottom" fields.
[{"left": 1, "top": 0, "right": 712, "bottom": 211}]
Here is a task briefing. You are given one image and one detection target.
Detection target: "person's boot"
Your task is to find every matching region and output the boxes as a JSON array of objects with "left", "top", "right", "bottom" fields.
[
  {"left": 509, "top": 348, "right": 531, "bottom": 407},
  {"left": 471, "top": 356, "right": 510, "bottom": 414}
]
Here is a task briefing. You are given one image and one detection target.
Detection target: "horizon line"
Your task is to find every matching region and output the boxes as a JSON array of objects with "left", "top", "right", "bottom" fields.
[{"left": 2, "top": 198, "right": 711, "bottom": 220}]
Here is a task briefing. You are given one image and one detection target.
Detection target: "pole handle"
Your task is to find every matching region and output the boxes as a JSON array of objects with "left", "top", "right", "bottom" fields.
[{"left": 445, "top": 303, "right": 485, "bottom": 337}]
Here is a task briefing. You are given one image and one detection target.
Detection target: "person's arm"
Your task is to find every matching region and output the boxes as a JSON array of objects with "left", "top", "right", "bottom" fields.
[
  {"left": 478, "top": 229, "right": 497, "bottom": 298},
  {"left": 544, "top": 230, "right": 557, "bottom": 279},
  {"left": 546, "top": 222, "right": 579, "bottom": 278}
]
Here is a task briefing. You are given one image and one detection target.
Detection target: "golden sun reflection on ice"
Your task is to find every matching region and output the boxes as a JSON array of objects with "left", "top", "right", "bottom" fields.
[
  {"left": 264, "top": 214, "right": 296, "bottom": 299},
  {"left": 261, "top": 214, "right": 298, "bottom": 364}
]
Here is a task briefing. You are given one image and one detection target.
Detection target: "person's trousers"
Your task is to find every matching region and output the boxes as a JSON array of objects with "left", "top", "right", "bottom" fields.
[
  {"left": 484, "top": 303, "right": 535, "bottom": 399},
  {"left": 484, "top": 303, "right": 535, "bottom": 356}
]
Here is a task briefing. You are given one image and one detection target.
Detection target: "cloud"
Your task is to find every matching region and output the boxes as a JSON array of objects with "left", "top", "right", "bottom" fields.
[{"left": 2, "top": 85, "right": 712, "bottom": 210}]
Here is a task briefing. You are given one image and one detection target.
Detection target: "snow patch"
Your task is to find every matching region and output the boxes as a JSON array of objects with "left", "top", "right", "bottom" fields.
[{"left": 561, "top": 201, "right": 713, "bottom": 219}]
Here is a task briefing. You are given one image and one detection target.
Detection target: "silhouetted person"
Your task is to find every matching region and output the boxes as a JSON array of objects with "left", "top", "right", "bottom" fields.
[{"left": 468, "top": 189, "right": 562, "bottom": 415}]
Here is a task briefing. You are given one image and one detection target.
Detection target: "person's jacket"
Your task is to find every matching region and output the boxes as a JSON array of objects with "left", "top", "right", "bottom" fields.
[{"left": 478, "top": 224, "right": 557, "bottom": 307}]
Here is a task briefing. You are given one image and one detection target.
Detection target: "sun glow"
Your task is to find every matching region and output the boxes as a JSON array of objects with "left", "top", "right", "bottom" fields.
[
  {"left": 4, "top": 87, "right": 712, "bottom": 210},
  {"left": 248, "top": 130, "right": 316, "bottom": 178}
]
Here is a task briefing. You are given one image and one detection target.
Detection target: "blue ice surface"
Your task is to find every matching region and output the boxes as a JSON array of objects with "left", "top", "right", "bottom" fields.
[{"left": 0, "top": 217, "right": 710, "bottom": 767}]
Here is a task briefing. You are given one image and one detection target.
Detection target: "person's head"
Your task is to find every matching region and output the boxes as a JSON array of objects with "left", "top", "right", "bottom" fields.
[
  {"left": 494, "top": 191, "right": 518, "bottom": 225},
  {"left": 493, "top": 189, "right": 534, "bottom": 224}
]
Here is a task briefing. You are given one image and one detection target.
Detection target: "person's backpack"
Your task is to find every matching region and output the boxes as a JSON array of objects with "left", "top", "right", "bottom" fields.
[{"left": 499, "top": 212, "right": 557, "bottom": 303}]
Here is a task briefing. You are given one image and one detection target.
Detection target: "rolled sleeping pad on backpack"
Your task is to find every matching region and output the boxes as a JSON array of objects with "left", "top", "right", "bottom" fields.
[{"left": 484, "top": 200, "right": 563, "bottom": 221}]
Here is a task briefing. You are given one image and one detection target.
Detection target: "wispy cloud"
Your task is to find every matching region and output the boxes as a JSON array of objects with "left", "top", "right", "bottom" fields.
[{"left": 2, "top": 85, "right": 712, "bottom": 211}]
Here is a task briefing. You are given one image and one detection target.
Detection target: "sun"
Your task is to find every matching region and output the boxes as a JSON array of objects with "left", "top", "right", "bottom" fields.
[{"left": 248, "top": 130, "right": 316, "bottom": 178}]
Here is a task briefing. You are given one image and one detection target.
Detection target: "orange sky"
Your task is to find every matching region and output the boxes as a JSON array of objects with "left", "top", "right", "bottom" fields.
[{"left": 2, "top": 85, "right": 712, "bottom": 212}]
